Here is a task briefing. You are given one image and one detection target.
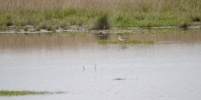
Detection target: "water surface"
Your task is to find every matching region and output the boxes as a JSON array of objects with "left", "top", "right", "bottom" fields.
[{"left": 0, "top": 29, "right": 201, "bottom": 100}]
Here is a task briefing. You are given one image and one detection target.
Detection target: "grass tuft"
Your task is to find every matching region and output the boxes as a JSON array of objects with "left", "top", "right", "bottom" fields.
[
  {"left": 179, "top": 23, "right": 189, "bottom": 30},
  {"left": 91, "top": 12, "right": 110, "bottom": 30},
  {"left": 191, "top": 16, "right": 200, "bottom": 22},
  {"left": 114, "top": 78, "right": 126, "bottom": 80}
]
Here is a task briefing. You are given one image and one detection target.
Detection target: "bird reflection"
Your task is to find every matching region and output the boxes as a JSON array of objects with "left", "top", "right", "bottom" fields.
[
  {"left": 121, "top": 44, "right": 128, "bottom": 49},
  {"left": 92, "top": 30, "right": 110, "bottom": 40}
]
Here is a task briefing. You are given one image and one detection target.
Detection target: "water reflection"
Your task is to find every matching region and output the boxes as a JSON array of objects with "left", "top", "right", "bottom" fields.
[
  {"left": 0, "top": 29, "right": 200, "bottom": 50},
  {"left": 94, "top": 31, "right": 110, "bottom": 40}
]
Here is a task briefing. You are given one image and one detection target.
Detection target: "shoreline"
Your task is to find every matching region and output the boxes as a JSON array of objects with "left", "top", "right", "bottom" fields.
[
  {"left": 1, "top": 0, "right": 200, "bottom": 33},
  {"left": 0, "top": 25, "right": 200, "bottom": 34}
]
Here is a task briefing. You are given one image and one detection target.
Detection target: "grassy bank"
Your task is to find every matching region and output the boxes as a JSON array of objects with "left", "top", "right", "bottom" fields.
[
  {"left": 0, "top": 0, "right": 200, "bottom": 31},
  {"left": 0, "top": 90, "right": 65, "bottom": 96}
]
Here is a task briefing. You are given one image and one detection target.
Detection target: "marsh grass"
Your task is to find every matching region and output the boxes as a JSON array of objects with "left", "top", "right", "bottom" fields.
[
  {"left": 0, "top": 90, "right": 66, "bottom": 96},
  {"left": 0, "top": 0, "right": 200, "bottom": 30}
]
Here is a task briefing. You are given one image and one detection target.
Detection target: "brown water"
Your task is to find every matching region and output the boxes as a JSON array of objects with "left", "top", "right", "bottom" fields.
[{"left": 0, "top": 29, "right": 201, "bottom": 100}]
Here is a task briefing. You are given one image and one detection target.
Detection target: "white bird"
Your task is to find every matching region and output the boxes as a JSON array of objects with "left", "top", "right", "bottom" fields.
[{"left": 118, "top": 35, "right": 128, "bottom": 41}]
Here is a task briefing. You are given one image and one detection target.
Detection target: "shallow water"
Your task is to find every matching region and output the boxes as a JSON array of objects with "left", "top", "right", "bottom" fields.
[{"left": 0, "top": 29, "right": 201, "bottom": 100}]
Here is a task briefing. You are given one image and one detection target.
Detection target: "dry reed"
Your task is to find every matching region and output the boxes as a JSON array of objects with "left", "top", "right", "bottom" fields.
[{"left": 0, "top": 0, "right": 199, "bottom": 12}]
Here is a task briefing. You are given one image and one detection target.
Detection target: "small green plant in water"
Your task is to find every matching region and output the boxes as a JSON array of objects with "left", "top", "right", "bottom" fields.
[{"left": 114, "top": 78, "right": 126, "bottom": 80}]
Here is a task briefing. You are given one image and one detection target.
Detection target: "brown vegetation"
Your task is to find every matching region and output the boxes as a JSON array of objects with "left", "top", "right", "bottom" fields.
[{"left": 1, "top": 0, "right": 200, "bottom": 12}]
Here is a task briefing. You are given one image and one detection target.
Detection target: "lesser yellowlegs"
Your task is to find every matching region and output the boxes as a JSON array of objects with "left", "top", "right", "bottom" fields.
[{"left": 118, "top": 35, "right": 128, "bottom": 42}]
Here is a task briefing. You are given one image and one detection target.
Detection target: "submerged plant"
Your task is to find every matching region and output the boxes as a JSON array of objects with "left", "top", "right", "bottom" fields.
[{"left": 114, "top": 78, "right": 126, "bottom": 80}]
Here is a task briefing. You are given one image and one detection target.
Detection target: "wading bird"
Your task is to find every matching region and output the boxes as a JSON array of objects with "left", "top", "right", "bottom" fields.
[{"left": 118, "top": 35, "right": 128, "bottom": 42}]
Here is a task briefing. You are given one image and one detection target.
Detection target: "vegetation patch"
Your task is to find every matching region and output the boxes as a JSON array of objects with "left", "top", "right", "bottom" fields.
[
  {"left": 190, "top": 16, "right": 200, "bottom": 22},
  {"left": 91, "top": 12, "right": 110, "bottom": 30},
  {"left": 98, "top": 40, "right": 154, "bottom": 44},
  {"left": 0, "top": 0, "right": 200, "bottom": 30},
  {"left": 0, "top": 90, "right": 66, "bottom": 96},
  {"left": 114, "top": 78, "right": 126, "bottom": 80}
]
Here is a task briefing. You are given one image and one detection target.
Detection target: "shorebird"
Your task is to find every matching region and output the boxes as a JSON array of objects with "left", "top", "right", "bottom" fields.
[{"left": 118, "top": 35, "right": 128, "bottom": 42}]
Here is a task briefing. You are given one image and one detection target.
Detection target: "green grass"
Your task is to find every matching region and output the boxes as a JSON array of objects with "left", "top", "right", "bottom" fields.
[
  {"left": 0, "top": 0, "right": 200, "bottom": 30},
  {"left": 0, "top": 90, "right": 66, "bottom": 96}
]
